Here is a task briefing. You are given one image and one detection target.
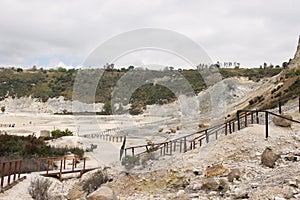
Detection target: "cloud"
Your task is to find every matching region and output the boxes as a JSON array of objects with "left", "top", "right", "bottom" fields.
[{"left": 0, "top": 0, "right": 299, "bottom": 68}]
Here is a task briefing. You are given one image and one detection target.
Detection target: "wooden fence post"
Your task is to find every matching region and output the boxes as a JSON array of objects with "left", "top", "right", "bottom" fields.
[
  {"left": 13, "top": 161, "right": 17, "bottom": 181},
  {"left": 72, "top": 159, "right": 75, "bottom": 172},
  {"left": 179, "top": 140, "right": 182, "bottom": 153},
  {"left": 265, "top": 111, "right": 269, "bottom": 139},
  {"left": 184, "top": 137, "right": 187, "bottom": 152},
  {"left": 83, "top": 158, "right": 86, "bottom": 170},
  {"left": 173, "top": 141, "right": 176, "bottom": 152},
  {"left": 237, "top": 111, "right": 240, "bottom": 130},
  {"left": 59, "top": 160, "right": 63, "bottom": 181},
  {"left": 63, "top": 157, "right": 66, "bottom": 170},
  {"left": 1, "top": 162, "right": 5, "bottom": 189},
  {"left": 279, "top": 101, "right": 282, "bottom": 114},
  {"left": 18, "top": 160, "right": 22, "bottom": 179},
  {"left": 299, "top": 96, "right": 300, "bottom": 113},
  {"left": 7, "top": 162, "right": 12, "bottom": 185}
]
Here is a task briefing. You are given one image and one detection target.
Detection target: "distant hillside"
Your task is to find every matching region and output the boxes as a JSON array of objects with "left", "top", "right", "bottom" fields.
[{"left": 0, "top": 67, "right": 283, "bottom": 114}]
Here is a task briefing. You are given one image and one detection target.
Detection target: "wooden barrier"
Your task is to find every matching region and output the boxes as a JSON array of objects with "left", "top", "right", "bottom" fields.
[
  {"left": 38, "top": 156, "right": 89, "bottom": 181},
  {"left": 0, "top": 160, "right": 23, "bottom": 192}
]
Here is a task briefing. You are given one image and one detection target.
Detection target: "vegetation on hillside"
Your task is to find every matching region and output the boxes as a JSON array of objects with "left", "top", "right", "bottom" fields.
[{"left": 0, "top": 66, "right": 283, "bottom": 114}]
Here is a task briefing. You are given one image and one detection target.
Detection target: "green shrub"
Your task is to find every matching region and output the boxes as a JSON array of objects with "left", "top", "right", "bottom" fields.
[
  {"left": 50, "top": 128, "right": 73, "bottom": 138},
  {"left": 121, "top": 155, "right": 140, "bottom": 170}
]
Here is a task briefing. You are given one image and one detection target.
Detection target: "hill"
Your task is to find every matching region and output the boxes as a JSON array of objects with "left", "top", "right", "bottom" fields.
[{"left": 0, "top": 67, "right": 283, "bottom": 115}]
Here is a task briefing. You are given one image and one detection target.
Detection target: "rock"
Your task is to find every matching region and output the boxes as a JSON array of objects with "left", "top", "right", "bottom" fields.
[
  {"left": 191, "top": 183, "right": 202, "bottom": 191},
  {"left": 274, "top": 197, "right": 286, "bottom": 200},
  {"left": 176, "top": 190, "right": 185, "bottom": 196},
  {"left": 233, "top": 189, "right": 249, "bottom": 199},
  {"left": 261, "top": 147, "right": 280, "bottom": 168},
  {"left": 159, "top": 128, "right": 164, "bottom": 132},
  {"left": 228, "top": 169, "right": 241, "bottom": 182},
  {"left": 87, "top": 186, "right": 116, "bottom": 200},
  {"left": 67, "top": 183, "right": 85, "bottom": 200},
  {"left": 201, "top": 178, "right": 219, "bottom": 191},
  {"left": 219, "top": 178, "right": 229, "bottom": 192},
  {"left": 167, "top": 172, "right": 190, "bottom": 189},
  {"left": 198, "top": 123, "right": 205, "bottom": 128},
  {"left": 205, "top": 164, "right": 229, "bottom": 177},
  {"left": 170, "top": 128, "right": 177, "bottom": 133},
  {"left": 273, "top": 114, "right": 293, "bottom": 127},
  {"left": 294, "top": 194, "right": 300, "bottom": 199}
]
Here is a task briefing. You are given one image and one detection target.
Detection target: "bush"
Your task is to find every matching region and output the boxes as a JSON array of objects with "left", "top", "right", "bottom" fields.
[
  {"left": 50, "top": 128, "right": 73, "bottom": 139},
  {"left": 28, "top": 177, "right": 51, "bottom": 200},
  {"left": 121, "top": 155, "right": 140, "bottom": 170},
  {"left": 82, "top": 169, "right": 109, "bottom": 194}
]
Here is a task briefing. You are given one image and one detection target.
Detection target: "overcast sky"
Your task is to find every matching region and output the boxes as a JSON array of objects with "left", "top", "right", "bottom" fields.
[{"left": 0, "top": 0, "right": 299, "bottom": 69}]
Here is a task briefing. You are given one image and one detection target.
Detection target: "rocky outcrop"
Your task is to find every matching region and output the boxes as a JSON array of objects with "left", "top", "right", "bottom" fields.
[
  {"left": 87, "top": 186, "right": 116, "bottom": 200},
  {"left": 289, "top": 36, "right": 300, "bottom": 68}
]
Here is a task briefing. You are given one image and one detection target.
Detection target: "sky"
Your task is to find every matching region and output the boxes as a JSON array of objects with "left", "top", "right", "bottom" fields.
[{"left": 0, "top": 0, "right": 300, "bottom": 69}]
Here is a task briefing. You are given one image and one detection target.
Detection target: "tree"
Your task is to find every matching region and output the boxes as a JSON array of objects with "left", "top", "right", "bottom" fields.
[
  {"left": 1, "top": 106, "right": 5, "bottom": 113},
  {"left": 128, "top": 66, "right": 134, "bottom": 71},
  {"left": 16, "top": 68, "right": 23, "bottom": 72},
  {"left": 282, "top": 62, "right": 288, "bottom": 69},
  {"left": 102, "top": 102, "right": 112, "bottom": 115}
]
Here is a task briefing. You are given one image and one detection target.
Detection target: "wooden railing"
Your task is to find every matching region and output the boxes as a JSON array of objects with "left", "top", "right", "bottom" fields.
[
  {"left": 0, "top": 160, "right": 25, "bottom": 192},
  {"left": 124, "top": 107, "right": 300, "bottom": 159},
  {"left": 83, "top": 133, "right": 125, "bottom": 143},
  {"left": 37, "top": 156, "right": 96, "bottom": 181}
]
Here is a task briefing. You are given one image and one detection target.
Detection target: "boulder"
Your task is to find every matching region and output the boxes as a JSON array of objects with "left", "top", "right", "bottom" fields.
[
  {"left": 87, "top": 186, "right": 116, "bottom": 200},
  {"left": 201, "top": 178, "right": 219, "bottom": 191},
  {"left": 228, "top": 168, "right": 241, "bottom": 182},
  {"left": 261, "top": 147, "right": 280, "bottom": 168},
  {"left": 67, "top": 183, "right": 85, "bottom": 200},
  {"left": 205, "top": 164, "right": 229, "bottom": 178},
  {"left": 273, "top": 114, "right": 293, "bottom": 127}
]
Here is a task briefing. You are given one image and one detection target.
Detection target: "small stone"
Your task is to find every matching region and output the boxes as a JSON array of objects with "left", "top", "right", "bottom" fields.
[
  {"left": 205, "top": 164, "right": 229, "bottom": 177},
  {"left": 219, "top": 178, "right": 229, "bottom": 192},
  {"left": 233, "top": 189, "right": 249, "bottom": 199},
  {"left": 261, "top": 147, "right": 280, "bottom": 168},
  {"left": 87, "top": 186, "right": 116, "bottom": 200},
  {"left": 250, "top": 182, "right": 259, "bottom": 188},
  {"left": 228, "top": 169, "right": 241, "bottom": 182},
  {"left": 294, "top": 194, "right": 300, "bottom": 199},
  {"left": 202, "top": 178, "right": 219, "bottom": 191},
  {"left": 176, "top": 190, "right": 185, "bottom": 196},
  {"left": 289, "top": 180, "right": 298, "bottom": 187},
  {"left": 274, "top": 197, "right": 286, "bottom": 200},
  {"left": 191, "top": 183, "right": 202, "bottom": 191}
]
